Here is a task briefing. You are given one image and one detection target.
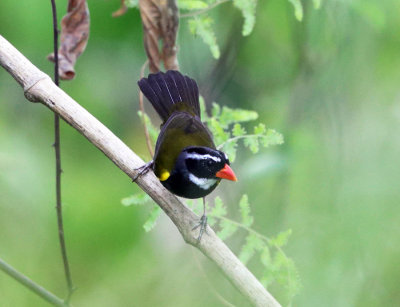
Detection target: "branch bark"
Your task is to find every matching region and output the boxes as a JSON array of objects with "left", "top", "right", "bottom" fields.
[{"left": 0, "top": 34, "right": 281, "bottom": 307}]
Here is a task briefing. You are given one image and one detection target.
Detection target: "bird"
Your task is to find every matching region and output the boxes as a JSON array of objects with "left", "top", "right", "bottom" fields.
[{"left": 135, "top": 70, "right": 237, "bottom": 241}]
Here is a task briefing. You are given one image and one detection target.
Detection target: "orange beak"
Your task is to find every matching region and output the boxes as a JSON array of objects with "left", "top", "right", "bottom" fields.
[{"left": 216, "top": 164, "right": 237, "bottom": 181}]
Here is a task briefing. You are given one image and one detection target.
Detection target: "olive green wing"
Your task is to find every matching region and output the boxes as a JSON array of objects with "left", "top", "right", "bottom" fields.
[{"left": 153, "top": 112, "right": 215, "bottom": 179}]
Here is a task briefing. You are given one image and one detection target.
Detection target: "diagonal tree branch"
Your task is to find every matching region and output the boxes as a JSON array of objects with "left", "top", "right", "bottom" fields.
[{"left": 0, "top": 34, "right": 281, "bottom": 307}]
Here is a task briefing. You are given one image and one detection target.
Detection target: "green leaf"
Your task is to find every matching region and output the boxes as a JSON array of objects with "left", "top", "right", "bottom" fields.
[
  {"left": 238, "top": 232, "right": 264, "bottom": 264},
  {"left": 233, "top": 123, "right": 246, "bottom": 137},
  {"left": 244, "top": 136, "right": 259, "bottom": 153},
  {"left": 260, "top": 246, "right": 272, "bottom": 268},
  {"left": 261, "top": 129, "right": 284, "bottom": 147},
  {"left": 217, "top": 219, "right": 238, "bottom": 240},
  {"left": 199, "top": 96, "right": 209, "bottom": 121},
  {"left": 208, "top": 118, "right": 230, "bottom": 145},
  {"left": 254, "top": 123, "right": 266, "bottom": 135},
  {"left": 221, "top": 139, "right": 237, "bottom": 162},
  {"left": 125, "top": 0, "right": 139, "bottom": 8},
  {"left": 211, "top": 102, "right": 221, "bottom": 117},
  {"left": 239, "top": 194, "right": 253, "bottom": 227},
  {"left": 288, "top": 0, "right": 303, "bottom": 21},
  {"left": 219, "top": 106, "right": 258, "bottom": 128},
  {"left": 188, "top": 17, "right": 220, "bottom": 59},
  {"left": 209, "top": 196, "right": 227, "bottom": 217},
  {"left": 233, "top": 0, "right": 257, "bottom": 36},
  {"left": 121, "top": 192, "right": 151, "bottom": 206},
  {"left": 178, "top": 0, "right": 208, "bottom": 10},
  {"left": 313, "top": 0, "right": 321, "bottom": 9},
  {"left": 260, "top": 270, "right": 275, "bottom": 288},
  {"left": 143, "top": 206, "right": 162, "bottom": 232},
  {"left": 269, "top": 229, "right": 292, "bottom": 248}
]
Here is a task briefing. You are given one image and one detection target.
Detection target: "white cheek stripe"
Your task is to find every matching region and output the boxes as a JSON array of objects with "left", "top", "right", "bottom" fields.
[
  {"left": 188, "top": 174, "right": 217, "bottom": 190},
  {"left": 186, "top": 153, "right": 221, "bottom": 162}
]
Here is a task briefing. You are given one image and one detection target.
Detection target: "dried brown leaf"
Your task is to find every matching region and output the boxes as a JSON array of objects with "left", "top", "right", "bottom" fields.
[
  {"left": 48, "top": 0, "right": 90, "bottom": 80},
  {"left": 139, "top": 0, "right": 179, "bottom": 73}
]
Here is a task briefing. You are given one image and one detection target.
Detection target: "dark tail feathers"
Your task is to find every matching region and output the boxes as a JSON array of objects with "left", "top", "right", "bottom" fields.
[{"left": 138, "top": 70, "right": 200, "bottom": 121}]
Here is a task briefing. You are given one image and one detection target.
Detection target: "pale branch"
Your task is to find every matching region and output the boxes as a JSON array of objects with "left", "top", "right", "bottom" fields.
[
  {"left": 0, "top": 257, "right": 69, "bottom": 307},
  {"left": 0, "top": 34, "right": 281, "bottom": 307}
]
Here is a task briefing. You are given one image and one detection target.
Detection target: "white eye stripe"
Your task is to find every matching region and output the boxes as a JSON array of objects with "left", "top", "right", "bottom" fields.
[
  {"left": 186, "top": 153, "right": 221, "bottom": 162},
  {"left": 188, "top": 174, "right": 217, "bottom": 190}
]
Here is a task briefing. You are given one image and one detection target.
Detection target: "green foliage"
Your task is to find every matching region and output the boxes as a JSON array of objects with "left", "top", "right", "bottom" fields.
[
  {"left": 233, "top": 0, "right": 258, "bottom": 36},
  {"left": 125, "top": 0, "right": 139, "bottom": 8},
  {"left": 121, "top": 192, "right": 151, "bottom": 206},
  {"left": 178, "top": 0, "right": 208, "bottom": 10},
  {"left": 199, "top": 98, "right": 284, "bottom": 162},
  {"left": 207, "top": 196, "right": 301, "bottom": 303},
  {"left": 288, "top": 0, "right": 303, "bottom": 21},
  {"left": 188, "top": 17, "right": 220, "bottom": 59},
  {"left": 121, "top": 192, "right": 161, "bottom": 232},
  {"left": 313, "top": 0, "right": 321, "bottom": 10},
  {"left": 143, "top": 206, "right": 162, "bottom": 232},
  {"left": 239, "top": 194, "right": 253, "bottom": 227}
]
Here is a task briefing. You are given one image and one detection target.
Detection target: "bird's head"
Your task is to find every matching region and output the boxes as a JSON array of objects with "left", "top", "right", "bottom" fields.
[{"left": 179, "top": 146, "right": 237, "bottom": 183}]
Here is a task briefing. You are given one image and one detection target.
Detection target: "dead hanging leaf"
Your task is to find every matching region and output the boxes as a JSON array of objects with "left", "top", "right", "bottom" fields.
[
  {"left": 112, "top": 0, "right": 128, "bottom": 17},
  {"left": 139, "top": 0, "right": 179, "bottom": 73},
  {"left": 48, "top": 0, "right": 90, "bottom": 80}
]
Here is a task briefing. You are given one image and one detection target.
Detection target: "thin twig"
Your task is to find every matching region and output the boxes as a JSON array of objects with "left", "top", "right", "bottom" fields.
[
  {"left": 0, "top": 257, "right": 69, "bottom": 307},
  {"left": 50, "top": 0, "right": 74, "bottom": 301},
  {"left": 138, "top": 60, "right": 154, "bottom": 157},
  {"left": 180, "top": 0, "right": 230, "bottom": 18}
]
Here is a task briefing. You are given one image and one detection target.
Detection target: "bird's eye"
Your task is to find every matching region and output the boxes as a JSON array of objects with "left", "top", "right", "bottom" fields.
[{"left": 207, "top": 160, "right": 213, "bottom": 166}]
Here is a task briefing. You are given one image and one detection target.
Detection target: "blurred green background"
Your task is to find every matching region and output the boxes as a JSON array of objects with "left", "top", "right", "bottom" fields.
[{"left": 1, "top": 0, "right": 400, "bottom": 306}]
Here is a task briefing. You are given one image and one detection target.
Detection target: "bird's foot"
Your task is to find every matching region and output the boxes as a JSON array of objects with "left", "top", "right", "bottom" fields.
[
  {"left": 132, "top": 160, "right": 154, "bottom": 182},
  {"left": 192, "top": 214, "right": 208, "bottom": 243}
]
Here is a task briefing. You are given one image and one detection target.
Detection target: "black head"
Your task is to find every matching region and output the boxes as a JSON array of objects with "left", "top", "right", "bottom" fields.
[{"left": 180, "top": 146, "right": 237, "bottom": 181}]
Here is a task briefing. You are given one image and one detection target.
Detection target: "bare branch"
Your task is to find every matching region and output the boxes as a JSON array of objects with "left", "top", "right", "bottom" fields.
[
  {"left": 0, "top": 257, "right": 69, "bottom": 307},
  {"left": 0, "top": 35, "right": 281, "bottom": 307},
  {"left": 49, "top": 0, "right": 75, "bottom": 301}
]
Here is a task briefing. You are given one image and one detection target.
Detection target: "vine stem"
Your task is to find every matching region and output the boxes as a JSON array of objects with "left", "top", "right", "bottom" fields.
[
  {"left": 0, "top": 258, "right": 69, "bottom": 307},
  {"left": 50, "top": 0, "right": 74, "bottom": 301},
  {"left": 180, "top": 0, "right": 230, "bottom": 18},
  {"left": 217, "top": 134, "right": 260, "bottom": 150}
]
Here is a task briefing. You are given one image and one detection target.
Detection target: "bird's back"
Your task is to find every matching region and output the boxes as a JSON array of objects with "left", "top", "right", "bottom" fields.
[{"left": 138, "top": 70, "right": 215, "bottom": 179}]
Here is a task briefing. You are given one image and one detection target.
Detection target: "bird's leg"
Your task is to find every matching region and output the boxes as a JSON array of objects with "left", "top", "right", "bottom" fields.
[
  {"left": 132, "top": 160, "right": 154, "bottom": 182},
  {"left": 192, "top": 197, "right": 208, "bottom": 243}
]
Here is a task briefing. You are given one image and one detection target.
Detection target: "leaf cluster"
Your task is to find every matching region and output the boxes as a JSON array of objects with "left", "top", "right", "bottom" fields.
[
  {"left": 122, "top": 193, "right": 162, "bottom": 232},
  {"left": 207, "top": 195, "right": 301, "bottom": 304},
  {"left": 199, "top": 97, "right": 283, "bottom": 162}
]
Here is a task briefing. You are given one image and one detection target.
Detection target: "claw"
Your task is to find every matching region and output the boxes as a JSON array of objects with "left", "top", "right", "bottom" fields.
[
  {"left": 132, "top": 161, "right": 154, "bottom": 182},
  {"left": 192, "top": 215, "right": 208, "bottom": 243}
]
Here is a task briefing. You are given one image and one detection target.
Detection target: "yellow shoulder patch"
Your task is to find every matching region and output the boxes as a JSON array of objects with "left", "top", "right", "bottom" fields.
[{"left": 159, "top": 170, "right": 170, "bottom": 181}]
